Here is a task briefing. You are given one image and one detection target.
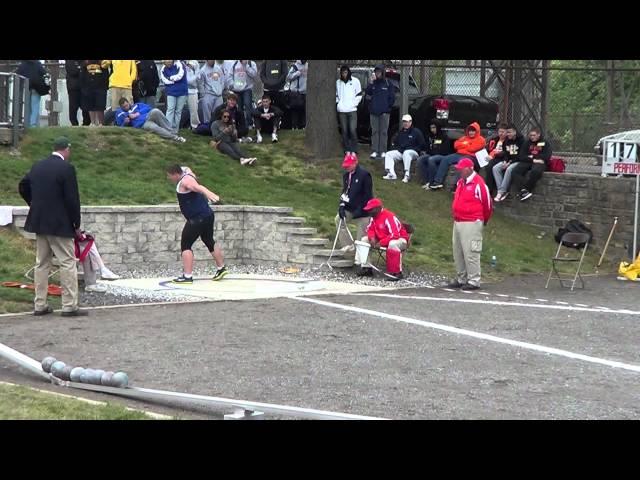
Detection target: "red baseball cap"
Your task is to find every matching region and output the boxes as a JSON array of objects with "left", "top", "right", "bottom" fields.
[
  {"left": 342, "top": 152, "right": 358, "bottom": 168},
  {"left": 455, "top": 158, "right": 475, "bottom": 170},
  {"left": 363, "top": 198, "right": 383, "bottom": 211}
]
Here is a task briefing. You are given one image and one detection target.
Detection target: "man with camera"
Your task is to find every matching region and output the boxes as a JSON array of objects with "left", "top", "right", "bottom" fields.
[{"left": 336, "top": 153, "right": 373, "bottom": 256}]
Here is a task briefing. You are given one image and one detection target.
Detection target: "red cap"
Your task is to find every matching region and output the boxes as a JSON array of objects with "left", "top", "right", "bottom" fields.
[
  {"left": 363, "top": 198, "right": 383, "bottom": 211},
  {"left": 455, "top": 158, "right": 475, "bottom": 170},
  {"left": 342, "top": 153, "right": 358, "bottom": 168}
]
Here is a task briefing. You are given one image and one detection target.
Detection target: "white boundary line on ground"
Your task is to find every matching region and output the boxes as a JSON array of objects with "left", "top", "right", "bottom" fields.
[
  {"left": 352, "top": 293, "right": 640, "bottom": 316},
  {"left": 291, "top": 296, "right": 640, "bottom": 374}
]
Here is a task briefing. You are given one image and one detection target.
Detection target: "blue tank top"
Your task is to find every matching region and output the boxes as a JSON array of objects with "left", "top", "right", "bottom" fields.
[{"left": 176, "top": 174, "right": 212, "bottom": 220}]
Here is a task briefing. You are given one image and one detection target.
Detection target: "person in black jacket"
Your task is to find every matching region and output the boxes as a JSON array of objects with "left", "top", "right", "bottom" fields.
[
  {"left": 18, "top": 137, "right": 88, "bottom": 317},
  {"left": 80, "top": 60, "right": 109, "bottom": 126},
  {"left": 336, "top": 153, "right": 373, "bottom": 253},
  {"left": 16, "top": 60, "right": 50, "bottom": 127},
  {"left": 65, "top": 60, "right": 90, "bottom": 126},
  {"left": 383, "top": 114, "right": 427, "bottom": 183},
  {"left": 417, "top": 120, "right": 452, "bottom": 188},
  {"left": 252, "top": 94, "right": 282, "bottom": 143},
  {"left": 133, "top": 60, "right": 160, "bottom": 107},
  {"left": 212, "top": 92, "right": 250, "bottom": 140},
  {"left": 260, "top": 60, "right": 288, "bottom": 112},
  {"left": 511, "top": 127, "right": 552, "bottom": 201}
]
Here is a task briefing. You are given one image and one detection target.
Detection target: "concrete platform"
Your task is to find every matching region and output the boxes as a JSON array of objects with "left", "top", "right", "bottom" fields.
[{"left": 103, "top": 273, "right": 384, "bottom": 301}]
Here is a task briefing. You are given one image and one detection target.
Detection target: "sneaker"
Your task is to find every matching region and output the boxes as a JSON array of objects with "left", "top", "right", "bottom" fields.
[
  {"left": 382, "top": 172, "right": 397, "bottom": 181},
  {"left": 33, "top": 305, "right": 54, "bottom": 316},
  {"left": 380, "top": 152, "right": 386, "bottom": 158},
  {"left": 422, "top": 183, "right": 431, "bottom": 190},
  {"left": 240, "top": 158, "right": 252, "bottom": 166},
  {"left": 494, "top": 194, "right": 502, "bottom": 202},
  {"left": 241, "top": 137, "right": 253, "bottom": 144},
  {"left": 61, "top": 309, "right": 89, "bottom": 317},
  {"left": 370, "top": 152, "right": 378, "bottom": 159},
  {"left": 445, "top": 280, "right": 465, "bottom": 288},
  {"left": 520, "top": 189, "right": 533, "bottom": 201},
  {"left": 256, "top": 134, "right": 263, "bottom": 144},
  {"left": 357, "top": 267, "right": 374, "bottom": 277},
  {"left": 85, "top": 283, "right": 107, "bottom": 293},
  {"left": 248, "top": 157, "right": 257, "bottom": 165},
  {"left": 175, "top": 136, "right": 186, "bottom": 143},
  {"left": 402, "top": 173, "right": 410, "bottom": 183},
  {"left": 429, "top": 183, "right": 444, "bottom": 190},
  {"left": 385, "top": 271, "right": 403, "bottom": 281},
  {"left": 461, "top": 283, "right": 480, "bottom": 291},
  {"left": 100, "top": 269, "right": 120, "bottom": 281},
  {"left": 500, "top": 191, "right": 510, "bottom": 201},
  {"left": 212, "top": 266, "right": 228, "bottom": 281},
  {"left": 172, "top": 275, "right": 193, "bottom": 284},
  {"left": 271, "top": 133, "right": 278, "bottom": 143}
]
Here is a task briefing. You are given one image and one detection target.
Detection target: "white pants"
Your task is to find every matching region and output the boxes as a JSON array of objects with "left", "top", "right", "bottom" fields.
[
  {"left": 385, "top": 149, "right": 418, "bottom": 176},
  {"left": 356, "top": 236, "right": 407, "bottom": 270}
]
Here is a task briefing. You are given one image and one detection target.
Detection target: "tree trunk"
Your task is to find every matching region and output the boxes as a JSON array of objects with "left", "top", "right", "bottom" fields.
[{"left": 304, "top": 59, "right": 342, "bottom": 160}]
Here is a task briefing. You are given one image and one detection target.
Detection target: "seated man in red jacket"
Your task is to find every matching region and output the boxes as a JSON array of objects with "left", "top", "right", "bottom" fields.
[
  {"left": 357, "top": 198, "right": 409, "bottom": 281},
  {"left": 448, "top": 158, "right": 493, "bottom": 290}
]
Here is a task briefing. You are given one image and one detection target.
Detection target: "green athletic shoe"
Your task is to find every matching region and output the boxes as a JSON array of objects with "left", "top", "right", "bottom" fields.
[
  {"left": 212, "top": 267, "right": 228, "bottom": 281},
  {"left": 172, "top": 275, "right": 193, "bottom": 284}
]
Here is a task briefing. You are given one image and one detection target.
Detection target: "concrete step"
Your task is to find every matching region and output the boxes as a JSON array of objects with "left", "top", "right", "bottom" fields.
[
  {"left": 312, "top": 248, "right": 350, "bottom": 258},
  {"left": 275, "top": 217, "right": 306, "bottom": 224},
  {"left": 312, "top": 257, "right": 355, "bottom": 268},
  {"left": 285, "top": 227, "right": 318, "bottom": 236},
  {"left": 298, "top": 237, "right": 329, "bottom": 246}
]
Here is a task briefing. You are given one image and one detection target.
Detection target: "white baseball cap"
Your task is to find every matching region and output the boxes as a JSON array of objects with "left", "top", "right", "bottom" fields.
[{"left": 402, "top": 114, "right": 412, "bottom": 122}]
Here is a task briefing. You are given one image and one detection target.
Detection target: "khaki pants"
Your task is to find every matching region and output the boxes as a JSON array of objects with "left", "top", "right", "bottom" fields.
[
  {"left": 452, "top": 221, "right": 484, "bottom": 287},
  {"left": 110, "top": 87, "right": 133, "bottom": 111},
  {"left": 335, "top": 211, "right": 369, "bottom": 250},
  {"left": 35, "top": 235, "right": 78, "bottom": 312}
]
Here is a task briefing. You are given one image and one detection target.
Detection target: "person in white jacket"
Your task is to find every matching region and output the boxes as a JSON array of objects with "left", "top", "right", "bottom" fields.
[
  {"left": 184, "top": 60, "right": 201, "bottom": 129},
  {"left": 336, "top": 65, "right": 362, "bottom": 155}
]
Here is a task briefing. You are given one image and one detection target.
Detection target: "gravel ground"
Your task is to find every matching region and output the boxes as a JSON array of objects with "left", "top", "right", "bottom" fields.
[{"left": 79, "top": 264, "right": 449, "bottom": 308}]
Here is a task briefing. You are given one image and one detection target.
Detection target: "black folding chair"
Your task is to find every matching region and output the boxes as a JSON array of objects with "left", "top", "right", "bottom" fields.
[
  {"left": 372, "top": 223, "right": 415, "bottom": 271},
  {"left": 545, "top": 232, "right": 591, "bottom": 291}
]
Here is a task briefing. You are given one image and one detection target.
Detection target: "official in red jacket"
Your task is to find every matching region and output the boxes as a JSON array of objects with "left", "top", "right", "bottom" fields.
[
  {"left": 356, "top": 198, "right": 409, "bottom": 281},
  {"left": 448, "top": 158, "right": 492, "bottom": 290}
]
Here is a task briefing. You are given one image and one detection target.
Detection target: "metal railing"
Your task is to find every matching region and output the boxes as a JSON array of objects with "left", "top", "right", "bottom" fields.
[{"left": 0, "top": 72, "right": 29, "bottom": 147}]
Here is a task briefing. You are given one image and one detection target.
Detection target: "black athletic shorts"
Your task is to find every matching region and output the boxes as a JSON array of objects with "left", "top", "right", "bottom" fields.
[
  {"left": 81, "top": 87, "right": 107, "bottom": 112},
  {"left": 181, "top": 213, "right": 215, "bottom": 252}
]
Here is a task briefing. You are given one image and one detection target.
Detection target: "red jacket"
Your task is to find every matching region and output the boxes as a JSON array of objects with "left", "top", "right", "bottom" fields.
[
  {"left": 454, "top": 122, "right": 486, "bottom": 156},
  {"left": 367, "top": 209, "right": 409, "bottom": 247},
  {"left": 452, "top": 172, "right": 493, "bottom": 223}
]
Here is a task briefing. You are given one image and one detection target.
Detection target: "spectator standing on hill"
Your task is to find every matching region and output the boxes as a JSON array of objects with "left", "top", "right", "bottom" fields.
[
  {"left": 226, "top": 60, "right": 258, "bottom": 129},
  {"left": 285, "top": 60, "right": 307, "bottom": 130},
  {"left": 184, "top": 60, "right": 201, "bottom": 129},
  {"left": 198, "top": 60, "right": 226, "bottom": 125},
  {"left": 366, "top": 64, "right": 396, "bottom": 160},
  {"left": 16, "top": 60, "right": 50, "bottom": 127},
  {"left": 64, "top": 60, "right": 90, "bottom": 126},
  {"left": 102, "top": 60, "right": 137, "bottom": 111},
  {"left": 80, "top": 60, "right": 109, "bottom": 126},
  {"left": 160, "top": 60, "right": 188, "bottom": 130},
  {"left": 336, "top": 65, "right": 362, "bottom": 155},
  {"left": 260, "top": 59, "right": 288, "bottom": 111},
  {"left": 133, "top": 60, "right": 160, "bottom": 107}
]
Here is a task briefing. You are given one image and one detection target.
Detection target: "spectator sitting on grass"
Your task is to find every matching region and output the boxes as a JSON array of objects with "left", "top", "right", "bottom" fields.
[
  {"left": 209, "top": 109, "right": 257, "bottom": 166},
  {"left": 212, "top": 92, "right": 251, "bottom": 143},
  {"left": 114, "top": 98, "right": 186, "bottom": 143},
  {"left": 252, "top": 94, "right": 282, "bottom": 144}
]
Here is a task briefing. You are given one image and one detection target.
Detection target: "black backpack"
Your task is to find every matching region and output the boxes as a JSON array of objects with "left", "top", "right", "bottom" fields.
[{"left": 554, "top": 219, "right": 593, "bottom": 249}]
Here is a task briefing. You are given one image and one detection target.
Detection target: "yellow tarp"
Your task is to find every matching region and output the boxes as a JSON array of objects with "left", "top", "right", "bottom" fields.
[{"left": 619, "top": 253, "right": 640, "bottom": 281}]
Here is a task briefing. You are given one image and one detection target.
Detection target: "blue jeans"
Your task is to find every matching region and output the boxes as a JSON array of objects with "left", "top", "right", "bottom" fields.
[
  {"left": 417, "top": 154, "right": 432, "bottom": 184},
  {"left": 432, "top": 153, "right": 466, "bottom": 184},
  {"left": 235, "top": 89, "right": 253, "bottom": 128},
  {"left": 338, "top": 111, "right": 358, "bottom": 153},
  {"left": 29, "top": 91, "right": 41, "bottom": 127},
  {"left": 166, "top": 95, "right": 187, "bottom": 130}
]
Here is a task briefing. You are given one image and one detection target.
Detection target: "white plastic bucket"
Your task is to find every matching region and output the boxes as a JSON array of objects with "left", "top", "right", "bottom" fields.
[{"left": 354, "top": 240, "right": 371, "bottom": 266}]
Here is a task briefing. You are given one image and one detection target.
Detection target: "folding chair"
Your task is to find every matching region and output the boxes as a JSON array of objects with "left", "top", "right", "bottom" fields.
[
  {"left": 372, "top": 223, "right": 415, "bottom": 271},
  {"left": 545, "top": 232, "right": 591, "bottom": 291}
]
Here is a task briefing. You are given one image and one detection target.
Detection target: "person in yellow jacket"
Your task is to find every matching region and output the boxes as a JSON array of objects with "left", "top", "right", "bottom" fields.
[{"left": 101, "top": 60, "right": 137, "bottom": 111}]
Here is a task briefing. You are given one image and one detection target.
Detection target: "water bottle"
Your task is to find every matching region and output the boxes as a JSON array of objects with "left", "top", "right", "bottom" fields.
[{"left": 490, "top": 255, "right": 497, "bottom": 268}]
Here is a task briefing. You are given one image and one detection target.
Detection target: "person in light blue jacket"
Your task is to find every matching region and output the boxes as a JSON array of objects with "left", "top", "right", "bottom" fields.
[{"left": 160, "top": 60, "right": 188, "bottom": 130}]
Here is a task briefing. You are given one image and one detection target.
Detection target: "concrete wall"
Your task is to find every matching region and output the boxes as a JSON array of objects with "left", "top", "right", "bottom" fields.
[
  {"left": 10, "top": 205, "right": 330, "bottom": 268},
  {"left": 489, "top": 172, "right": 639, "bottom": 259}
]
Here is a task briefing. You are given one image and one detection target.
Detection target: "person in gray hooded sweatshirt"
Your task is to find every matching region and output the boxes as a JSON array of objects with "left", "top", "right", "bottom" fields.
[
  {"left": 286, "top": 60, "right": 307, "bottom": 130},
  {"left": 198, "top": 60, "right": 226, "bottom": 126},
  {"left": 185, "top": 60, "right": 201, "bottom": 129}
]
